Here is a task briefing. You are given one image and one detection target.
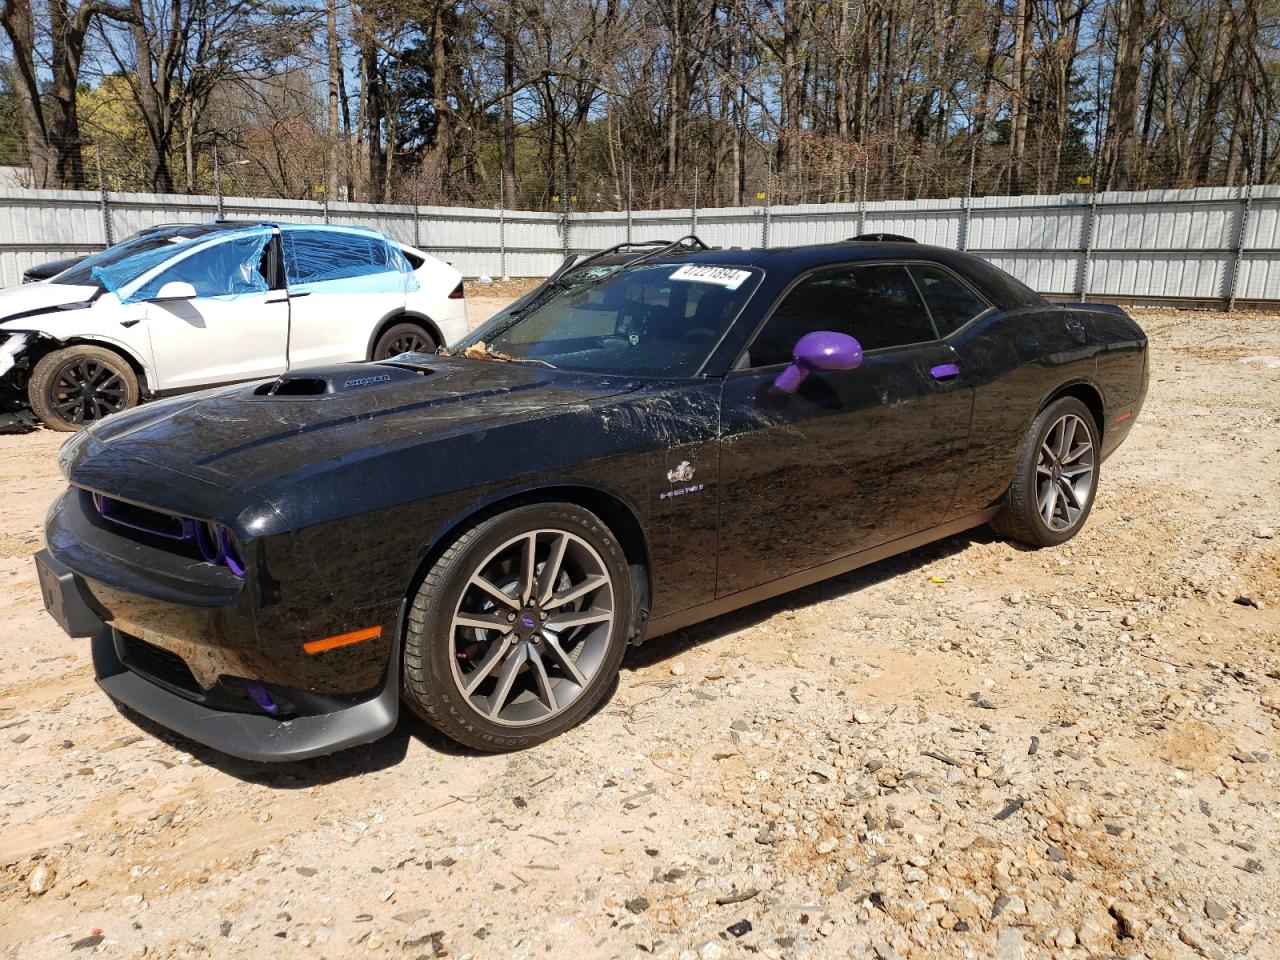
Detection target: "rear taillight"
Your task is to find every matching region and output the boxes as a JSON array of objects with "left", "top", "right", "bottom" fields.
[{"left": 448, "top": 281, "right": 465, "bottom": 300}]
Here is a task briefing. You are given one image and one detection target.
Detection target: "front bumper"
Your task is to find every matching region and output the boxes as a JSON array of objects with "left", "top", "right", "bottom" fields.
[
  {"left": 91, "top": 628, "right": 399, "bottom": 762},
  {"left": 36, "top": 547, "right": 401, "bottom": 763}
]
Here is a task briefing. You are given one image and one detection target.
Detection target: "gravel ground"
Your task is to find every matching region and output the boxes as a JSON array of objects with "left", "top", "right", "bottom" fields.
[{"left": 0, "top": 307, "right": 1277, "bottom": 960}]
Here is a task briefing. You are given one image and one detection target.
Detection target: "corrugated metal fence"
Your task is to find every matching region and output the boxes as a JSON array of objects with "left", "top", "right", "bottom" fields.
[{"left": 1, "top": 183, "right": 1276, "bottom": 306}]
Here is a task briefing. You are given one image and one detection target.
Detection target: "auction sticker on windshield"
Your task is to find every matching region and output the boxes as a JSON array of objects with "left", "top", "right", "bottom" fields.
[{"left": 669, "top": 264, "right": 752, "bottom": 289}]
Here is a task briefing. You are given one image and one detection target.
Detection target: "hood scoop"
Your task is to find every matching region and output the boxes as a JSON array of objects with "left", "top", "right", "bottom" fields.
[{"left": 250, "top": 362, "right": 431, "bottom": 399}]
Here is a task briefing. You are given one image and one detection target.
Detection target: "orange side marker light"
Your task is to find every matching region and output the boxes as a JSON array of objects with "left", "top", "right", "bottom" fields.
[{"left": 303, "top": 625, "right": 383, "bottom": 655}]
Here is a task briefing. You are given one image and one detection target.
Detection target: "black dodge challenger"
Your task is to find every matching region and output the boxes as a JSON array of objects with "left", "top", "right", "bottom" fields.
[{"left": 35, "top": 238, "right": 1148, "bottom": 760}]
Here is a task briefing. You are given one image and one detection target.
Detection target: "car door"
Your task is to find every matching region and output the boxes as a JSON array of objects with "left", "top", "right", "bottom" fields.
[
  {"left": 280, "top": 228, "right": 413, "bottom": 368},
  {"left": 715, "top": 261, "right": 974, "bottom": 597},
  {"left": 141, "top": 231, "right": 289, "bottom": 391}
]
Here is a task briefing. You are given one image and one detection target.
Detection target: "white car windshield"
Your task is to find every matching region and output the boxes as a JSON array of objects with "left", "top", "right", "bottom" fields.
[{"left": 52, "top": 225, "right": 232, "bottom": 288}]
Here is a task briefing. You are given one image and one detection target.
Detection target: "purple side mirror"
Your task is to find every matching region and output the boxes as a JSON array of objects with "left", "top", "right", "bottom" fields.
[{"left": 774, "top": 331, "right": 864, "bottom": 392}]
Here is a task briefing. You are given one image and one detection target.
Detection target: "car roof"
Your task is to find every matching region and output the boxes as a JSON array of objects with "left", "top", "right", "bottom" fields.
[
  {"left": 650, "top": 240, "right": 1045, "bottom": 309},
  {"left": 658, "top": 240, "right": 954, "bottom": 270},
  {"left": 141, "top": 220, "right": 390, "bottom": 238}
]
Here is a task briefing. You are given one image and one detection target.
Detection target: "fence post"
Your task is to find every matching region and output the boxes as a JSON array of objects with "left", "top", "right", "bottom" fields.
[
  {"left": 1079, "top": 188, "right": 1100, "bottom": 301},
  {"left": 559, "top": 173, "right": 571, "bottom": 258},
  {"left": 958, "top": 152, "right": 975, "bottom": 251},
  {"left": 213, "top": 143, "right": 224, "bottom": 220},
  {"left": 626, "top": 166, "right": 633, "bottom": 244},
  {"left": 761, "top": 165, "right": 772, "bottom": 248},
  {"left": 95, "top": 150, "right": 114, "bottom": 247},
  {"left": 412, "top": 171, "right": 422, "bottom": 252},
  {"left": 857, "top": 153, "right": 869, "bottom": 236},
  {"left": 498, "top": 171, "right": 507, "bottom": 280},
  {"left": 691, "top": 168, "right": 698, "bottom": 236},
  {"left": 1227, "top": 180, "right": 1255, "bottom": 312}
]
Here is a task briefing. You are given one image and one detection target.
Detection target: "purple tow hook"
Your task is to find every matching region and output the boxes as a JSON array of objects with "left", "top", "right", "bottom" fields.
[
  {"left": 930, "top": 363, "right": 961, "bottom": 381},
  {"left": 243, "top": 680, "right": 279, "bottom": 715}
]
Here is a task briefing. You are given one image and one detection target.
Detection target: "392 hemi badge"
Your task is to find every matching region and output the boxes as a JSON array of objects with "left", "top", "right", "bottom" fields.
[{"left": 661, "top": 461, "right": 703, "bottom": 500}]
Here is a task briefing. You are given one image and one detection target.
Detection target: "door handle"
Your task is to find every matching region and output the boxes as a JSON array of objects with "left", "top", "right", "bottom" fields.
[{"left": 930, "top": 363, "right": 960, "bottom": 381}]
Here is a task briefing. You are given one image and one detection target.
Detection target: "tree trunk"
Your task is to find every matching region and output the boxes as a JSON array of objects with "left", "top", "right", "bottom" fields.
[
  {"left": 1106, "top": 0, "right": 1148, "bottom": 190},
  {"left": 502, "top": 3, "right": 517, "bottom": 207},
  {"left": 127, "top": 0, "right": 175, "bottom": 193},
  {"left": 0, "top": 0, "right": 55, "bottom": 187},
  {"left": 1008, "top": 0, "right": 1032, "bottom": 194},
  {"left": 326, "top": 0, "right": 343, "bottom": 198}
]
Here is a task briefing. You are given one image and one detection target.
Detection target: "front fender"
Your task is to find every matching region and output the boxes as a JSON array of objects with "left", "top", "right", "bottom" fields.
[{"left": 2, "top": 313, "right": 157, "bottom": 395}]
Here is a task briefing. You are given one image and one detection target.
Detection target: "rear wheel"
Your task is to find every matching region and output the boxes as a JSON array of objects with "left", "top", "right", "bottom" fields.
[
  {"left": 373, "top": 321, "right": 436, "bottom": 360},
  {"left": 28, "top": 345, "right": 140, "bottom": 431},
  {"left": 992, "top": 396, "right": 1099, "bottom": 547},
  {"left": 401, "top": 502, "right": 633, "bottom": 751}
]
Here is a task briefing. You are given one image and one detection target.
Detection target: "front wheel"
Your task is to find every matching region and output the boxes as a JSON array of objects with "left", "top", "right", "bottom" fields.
[
  {"left": 992, "top": 396, "right": 1099, "bottom": 547},
  {"left": 28, "top": 345, "right": 140, "bottom": 431},
  {"left": 401, "top": 502, "right": 633, "bottom": 751}
]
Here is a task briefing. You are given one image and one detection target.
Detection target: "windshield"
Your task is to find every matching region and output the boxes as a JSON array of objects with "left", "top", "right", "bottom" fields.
[
  {"left": 457, "top": 263, "right": 761, "bottom": 377},
  {"left": 52, "top": 225, "right": 230, "bottom": 287}
]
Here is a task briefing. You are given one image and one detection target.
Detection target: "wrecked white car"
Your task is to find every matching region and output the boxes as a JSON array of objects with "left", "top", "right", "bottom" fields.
[{"left": 0, "top": 221, "right": 468, "bottom": 431}]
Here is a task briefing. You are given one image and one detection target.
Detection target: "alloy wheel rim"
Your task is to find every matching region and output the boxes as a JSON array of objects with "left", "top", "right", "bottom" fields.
[
  {"left": 51, "top": 360, "right": 127, "bottom": 424},
  {"left": 448, "top": 528, "right": 614, "bottom": 727},
  {"left": 1036, "top": 413, "right": 1095, "bottom": 532},
  {"left": 383, "top": 331, "right": 430, "bottom": 356}
]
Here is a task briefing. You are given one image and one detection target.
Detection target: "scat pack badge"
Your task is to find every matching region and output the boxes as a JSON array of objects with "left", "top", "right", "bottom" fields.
[
  {"left": 667, "top": 461, "right": 695, "bottom": 484},
  {"left": 660, "top": 461, "right": 703, "bottom": 500}
]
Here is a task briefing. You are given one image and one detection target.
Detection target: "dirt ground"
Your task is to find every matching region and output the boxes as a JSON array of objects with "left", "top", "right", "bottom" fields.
[{"left": 0, "top": 306, "right": 1277, "bottom": 960}]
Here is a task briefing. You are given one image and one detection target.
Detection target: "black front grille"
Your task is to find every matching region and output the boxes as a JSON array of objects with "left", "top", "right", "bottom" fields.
[{"left": 116, "top": 633, "right": 202, "bottom": 699}]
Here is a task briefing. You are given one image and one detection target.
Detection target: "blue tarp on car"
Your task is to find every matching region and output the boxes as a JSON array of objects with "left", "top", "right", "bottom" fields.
[
  {"left": 280, "top": 226, "right": 419, "bottom": 295},
  {"left": 93, "top": 227, "right": 273, "bottom": 304}
]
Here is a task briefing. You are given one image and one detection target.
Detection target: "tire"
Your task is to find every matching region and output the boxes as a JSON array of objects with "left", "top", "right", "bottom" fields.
[
  {"left": 402, "top": 501, "right": 634, "bottom": 751},
  {"left": 372, "top": 321, "right": 437, "bottom": 360},
  {"left": 28, "top": 345, "right": 140, "bottom": 432},
  {"left": 991, "top": 396, "right": 1100, "bottom": 547}
]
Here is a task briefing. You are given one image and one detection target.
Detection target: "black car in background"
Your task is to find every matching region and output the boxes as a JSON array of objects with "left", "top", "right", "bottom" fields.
[
  {"left": 35, "top": 237, "right": 1147, "bottom": 761},
  {"left": 22, "top": 256, "right": 83, "bottom": 284},
  {"left": 19, "top": 226, "right": 189, "bottom": 283}
]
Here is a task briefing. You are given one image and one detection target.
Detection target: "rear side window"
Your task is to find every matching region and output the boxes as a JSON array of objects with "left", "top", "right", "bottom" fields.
[
  {"left": 910, "top": 264, "right": 990, "bottom": 335},
  {"left": 746, "top": 262, "right": 937, "bottom": 367},
  {"left": 281, "top": 230, "right": 413, "bottom": 291}
]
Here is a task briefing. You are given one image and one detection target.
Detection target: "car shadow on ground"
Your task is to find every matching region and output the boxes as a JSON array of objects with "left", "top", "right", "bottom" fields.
[
  {"left": 118, "top": 527, "right": 995, "bottom": 785},
  {"left": 113, "top": 698, "right": 482, "bottom": 788},
  {"left": 623, "top": 526, "right": 996, "bottom": 671}
]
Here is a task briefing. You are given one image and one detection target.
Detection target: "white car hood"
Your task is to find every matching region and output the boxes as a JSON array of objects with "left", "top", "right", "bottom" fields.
[{"left": 0, "top": 282, "right": 101, "bottom": 325}]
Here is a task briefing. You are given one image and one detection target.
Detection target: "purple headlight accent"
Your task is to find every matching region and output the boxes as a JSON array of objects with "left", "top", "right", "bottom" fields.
[
  {"left": 243, "top": 680, "right": 278, "bottom": 715},
  {"left": 930, "top": 362, "right": 961, "bottom": 381},
  {"left": 774, "top": 331, "right": 864, "bottom": 393},
  {"left": 217, "top": 526, "right": 247, "bottom": 578},
  {"left": 194, "top": 521, "right": 225, "bottom": 564}
]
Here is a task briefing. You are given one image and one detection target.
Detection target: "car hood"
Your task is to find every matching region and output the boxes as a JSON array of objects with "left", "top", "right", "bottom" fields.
[
  {"left": 65, "top": 355, "right": 644, "bottom": 502},
  {"left": 0, "top": 281, "right": 101, "bottom": 324}
]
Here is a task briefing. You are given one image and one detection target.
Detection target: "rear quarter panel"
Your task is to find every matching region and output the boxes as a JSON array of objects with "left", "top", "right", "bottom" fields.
[
  {"left": 405, "top": 250, "right": 467, "bottom": 345},
  {"left": 1081, "top": 305, "right": 1147, "bottom": 459},
  {"left": 947, "top": 305, "right": 1101, "bottom": 514}
]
